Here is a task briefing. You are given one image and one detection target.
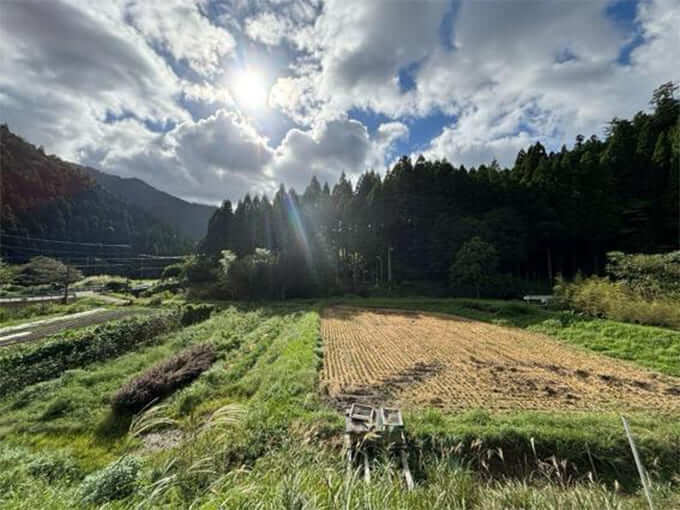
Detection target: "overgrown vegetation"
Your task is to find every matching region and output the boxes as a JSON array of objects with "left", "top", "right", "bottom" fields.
[{"left": 556, "top": 250, "right": 680, "bottom": 329}]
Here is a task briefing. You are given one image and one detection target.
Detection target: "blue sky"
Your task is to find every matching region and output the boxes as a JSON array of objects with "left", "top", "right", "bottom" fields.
[{"left": 0, "top": 0, "right": 677, "bottom": 203}]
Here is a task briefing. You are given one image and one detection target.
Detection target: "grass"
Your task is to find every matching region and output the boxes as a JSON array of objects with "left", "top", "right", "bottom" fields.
[
  {"left": 530, "top": 318, "right": 680, "bottom": 377},
  {"left": 0, "top": 300, "right": 679, "bottom": 508}
]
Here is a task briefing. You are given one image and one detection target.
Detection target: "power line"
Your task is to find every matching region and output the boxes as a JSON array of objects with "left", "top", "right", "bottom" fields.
[
  {"left": 0, "top": 245, "right": 181, "bottom": 262},
  {"left": 0, "top": 232, "right": 131, "bottom": 248},
  {"left": 0, "top": 243, "right": 130, "bottom": 256}
]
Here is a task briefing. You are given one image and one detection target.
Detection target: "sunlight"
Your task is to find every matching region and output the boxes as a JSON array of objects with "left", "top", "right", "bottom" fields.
[{"left": 232, "top": 68, "right": 268, "bottom": 111}]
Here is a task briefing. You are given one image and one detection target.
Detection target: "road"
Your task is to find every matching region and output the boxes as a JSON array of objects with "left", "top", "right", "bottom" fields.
[
  {"left": 0, "top": 307, "right": 142, "bottom": 347},
  {"left": 0, "top": 290, "right": 131, "bottom": 306}
]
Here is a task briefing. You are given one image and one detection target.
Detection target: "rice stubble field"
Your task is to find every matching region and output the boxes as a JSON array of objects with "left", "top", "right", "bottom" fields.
[{"left": 321, "top": 306, "right": 680, "bottom": 412}]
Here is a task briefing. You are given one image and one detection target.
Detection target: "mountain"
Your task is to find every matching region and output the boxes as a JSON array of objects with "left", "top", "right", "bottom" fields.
[
  {"left": 83, "top": 168, "right": 216, "bottom": 243},
  {"left": 0, "top": 124, "right": 192, "bottom": 263}
]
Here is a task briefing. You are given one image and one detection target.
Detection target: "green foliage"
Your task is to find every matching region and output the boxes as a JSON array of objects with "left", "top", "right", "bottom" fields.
[
  {"left": 194, "top": 83, "right": 679, "bottom": 299},
  {"left": 40, "top": 397, "right": 74, "bottom": 421},
  {"left": 220, "top": 248, "right": 279, "bottom": 300},
  {"left": 78, "top": 456, "right": 140, "bottom": 504},
  {"left": 2, "top": 304, "right": 680, "bottom": 507},
  {"left": 181, "top": 254, "right": 216, "bottom": 284},
  {"left": 27, "top": 453, "right": 82, "bottom": 483},
  {"left": 103, "top": 279, "right": 130, "bottom": 293},
  {"left": 606, "top": 250, "right": 680, "bottom": 299},
  {"left": 1, "top": 126, "right": 192, "bottom": 260},
  {"left": 556, "top": 251, "right": 680, "bottom": 329},
  {"left": 180, "top": 304, "right": 215, "bottom": 326},
  {"left": 0, "top": 305, "right": 213, "bottom": 397},
  {"left": 12, "top": 256, "right": 82, "bottom": 287},
  {"left": 0, "top": 258, "right": 13, "bottom": 285},
  {"left": 162, "top": 263, "right": 183, "bottom": 279},
  {"left": 555, "top": 275, "right": 680, "bottom": 328},
  {"left": 449, "top": 237, "right": 499, "bottom": 298},
  {"left": 112, "top": 343, "right": 216, "bottom": 414}
]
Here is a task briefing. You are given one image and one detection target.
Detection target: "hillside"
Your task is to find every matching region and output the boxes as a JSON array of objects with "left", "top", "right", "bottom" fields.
[
  {"left": 0, "top": 124, "right": 191, "bottom": 261},
  {"left": 84, "top": 167, "right": 215, "bottom": 242}
]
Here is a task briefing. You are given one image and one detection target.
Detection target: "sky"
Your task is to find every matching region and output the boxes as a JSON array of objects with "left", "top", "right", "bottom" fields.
[{"left": 1, "top": 0, "right": 678, "bottom": 205}]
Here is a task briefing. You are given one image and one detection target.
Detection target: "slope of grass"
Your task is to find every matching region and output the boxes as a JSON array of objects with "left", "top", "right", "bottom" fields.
[{"left": 529, "top": 318, "right": 680, "bottom": 377}]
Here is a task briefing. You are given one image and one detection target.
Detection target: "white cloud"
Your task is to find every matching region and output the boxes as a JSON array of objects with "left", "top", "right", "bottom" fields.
[
  {"left": 2, "top": 0, "right": 679, "bottom": 206},
  {"left": 271, "top": 0, "right": 449, "bottom": 123},
  {"left": 93, "top": 111, "right": 274, "bottom": 203},
  {"left": 270, "top": 118, "right": 408, "bottom": 192},
  {"left": 125, "top": 0, "right": 236, "bottom": 77},
  {"left": 0, "top": 0, "right": 188, "bottom": 160},
  {"left": 419, "top": 0, "right": 680, "bottom": 167},
  {"left": 244, "top": 12, "right": 293, "bottom": 46}
]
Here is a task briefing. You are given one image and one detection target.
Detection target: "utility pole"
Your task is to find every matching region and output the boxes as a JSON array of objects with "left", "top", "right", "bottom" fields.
[
  {"left": 62, "top": 263, "right": 70, "bottom": 304},
  {"left": 387, "top": 245, "right": 393, "bottom": 285}
]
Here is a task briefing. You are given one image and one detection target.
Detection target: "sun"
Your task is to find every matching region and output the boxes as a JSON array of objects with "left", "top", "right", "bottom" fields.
[{"left": 232, "top": 69, "right": 268, "bottom": 111}]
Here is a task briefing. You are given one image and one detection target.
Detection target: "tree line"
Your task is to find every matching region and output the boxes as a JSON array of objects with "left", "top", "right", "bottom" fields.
[{"left": 195, "top": 83, "right": 680, "bottom": 298}]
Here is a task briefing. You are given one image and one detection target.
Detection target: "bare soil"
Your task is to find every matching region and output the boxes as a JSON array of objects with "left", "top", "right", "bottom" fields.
[{"left": 320, "top": 306, "right": 680, "bottom": 412}]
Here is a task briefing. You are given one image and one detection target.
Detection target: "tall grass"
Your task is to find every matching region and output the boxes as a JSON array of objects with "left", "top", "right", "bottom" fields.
[{"left": 555, "top": 275, "right": 680, "bottom": 329}]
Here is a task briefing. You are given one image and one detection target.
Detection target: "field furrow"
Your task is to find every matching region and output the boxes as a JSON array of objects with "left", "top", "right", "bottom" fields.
[{"left": 320, "top": 306, "right": 680, "bottom": 412}]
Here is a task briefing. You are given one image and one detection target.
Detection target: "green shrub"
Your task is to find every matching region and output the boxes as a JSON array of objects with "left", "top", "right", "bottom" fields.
[
  {"left": 40, "top": 396, "right": 73, "bottom": 421},
  {"left": 112, "top": 343, "right": 216, "bottom": 414},
  {"left": 104, "top": 280, "right": 130, "bottom": 293},
  {"left": 606, "top": 250, "right": 680, "bottom": 299},
  {"left": 27, "top": 453, "right": 82, "bottom": 483},
  {"left": 180, "top": 304, "right": 215, "bottom": 326},
  {"left": 161, "top": 263, "right": 183, "bottom": 279},
  {"left": 79, "top": 456, "right": 140, "bottom": 504}
]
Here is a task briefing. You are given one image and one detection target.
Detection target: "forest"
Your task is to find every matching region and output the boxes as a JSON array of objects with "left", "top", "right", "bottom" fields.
[
  {"left": 0, "top": 124, "right": 192, "bottom": 266},
  {"left": 196, "top": 83, "right": 680, "bottom": 298}
]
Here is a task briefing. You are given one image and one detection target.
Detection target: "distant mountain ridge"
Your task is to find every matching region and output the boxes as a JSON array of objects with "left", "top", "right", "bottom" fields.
[
  {"left": 83, "top": 168, "right": 216, "bottom": 243},
  {"left": 0, "top": 124, "right": 196, "bottom": 261}
]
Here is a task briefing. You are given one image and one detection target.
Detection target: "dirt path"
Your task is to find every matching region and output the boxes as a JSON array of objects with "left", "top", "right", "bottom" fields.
[
  {"left": 320, "top": 306, "right": 680, "bottom": 412},
  {"left": 0, "top": 308, "right": 142, "bottom": 347}
]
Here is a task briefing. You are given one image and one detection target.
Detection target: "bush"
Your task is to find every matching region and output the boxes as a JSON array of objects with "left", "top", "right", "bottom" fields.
[
  {"left": 28, "top": 453, "right": 82, "bottom": 483},
  {"left": 0, "top": 305, "right": 212, "bottom": 397},
  {"left": 142, "top": 279, "right": 182, "bottom": 297},
  {"left": 79, "top": 456, "right": 140, "bottom": 504},
  {"left": 104, "top": 279, "right": 130, "bottom": 293},
  {"left": 112, "top": 343, "right": 216, "bottom": 414},
  {"left": 606, "top": 250, "right": 680, "bottom": 299},
  {"left": 555, "top": 275, "right": 680, "bottom": 328},
  {"left": 180, "top": 304, "right": 215, "bottom": 326},
  {"left": 161, "top": 263, "right": 183, "bottom": 279}
]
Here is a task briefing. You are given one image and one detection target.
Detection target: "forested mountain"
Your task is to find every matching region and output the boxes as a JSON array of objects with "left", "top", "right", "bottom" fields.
[
  {"left": 84, "top": 168, "right": 216, "bottom": 242},
  {"left": 199, "top": 83, "right": 680, "bottom": 296},
  {"left": 0, "top": 125, "right": 192, "bottom": 264}
]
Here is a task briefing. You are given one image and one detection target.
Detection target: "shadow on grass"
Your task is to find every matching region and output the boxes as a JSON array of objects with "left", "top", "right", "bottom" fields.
[{"left": 326, "top": 296, "right": 592, "bottom": 330}]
